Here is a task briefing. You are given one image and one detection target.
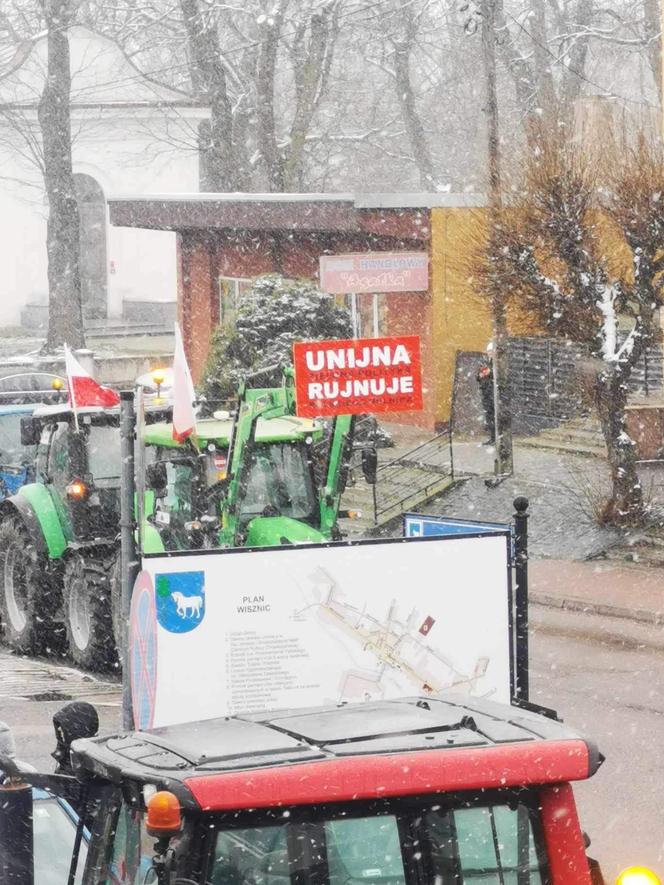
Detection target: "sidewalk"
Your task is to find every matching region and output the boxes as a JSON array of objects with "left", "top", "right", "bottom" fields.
[
  {"left": 384, "top": 434, "right": 664, "bottom": 630},
  {"left": 530, "top": 559, "right": 664, "bottom": 627}
]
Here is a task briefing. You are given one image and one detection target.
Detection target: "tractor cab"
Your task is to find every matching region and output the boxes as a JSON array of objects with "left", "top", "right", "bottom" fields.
[
  {"left": 143, "top": 414, "right": 327, "bottom": 551},
  {"left": 22, "top": 404, "right": 124, "bottom": 540},
  {"left": 0, "top": 402, "right": 169, "bottom": 668},
  {"left": 0, "top": 694, "right": 612, "bottom": 885}
]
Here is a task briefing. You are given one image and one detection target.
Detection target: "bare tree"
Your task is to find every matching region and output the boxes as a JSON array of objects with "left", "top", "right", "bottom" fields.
[
  {"left": 475, "top": 130, "right": 664, "bottom": 524},
  {"left": 372, "top": 1, "right": 439, "bottom": 190},
  {"left": 38, "top": 0, "right": 84, "bottom": 350},
  {"left": 179, "top": 0, "right": 246, "bottom": 190}
]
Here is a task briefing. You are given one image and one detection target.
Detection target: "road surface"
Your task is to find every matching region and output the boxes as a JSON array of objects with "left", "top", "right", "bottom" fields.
[
  {"left": 531, "top": 614, "right": 664, "bottom": 879},
  {"left": 0, "top": 608, "right": 663, "bottom": 879}
]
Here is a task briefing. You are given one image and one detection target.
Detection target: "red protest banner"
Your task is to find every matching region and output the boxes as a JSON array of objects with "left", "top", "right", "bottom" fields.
[{"left": 293, "top": 335, "right": 423, "bottom": 417}]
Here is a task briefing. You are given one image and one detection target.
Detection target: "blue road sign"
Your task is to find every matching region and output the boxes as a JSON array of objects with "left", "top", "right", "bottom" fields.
[{"left": 404, "top": 513, "right": 510, "bottom": 538}]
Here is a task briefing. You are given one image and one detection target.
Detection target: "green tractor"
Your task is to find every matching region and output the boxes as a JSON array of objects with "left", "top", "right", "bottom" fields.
[
  {"left": 0, "top": 403, "right": 168, "bottom": 669},
  {"left": 140, "top": 369, "right": 374, "bottom": 553},
  {"left": 0, "top": 372, "right": 375, "bottom": 670}
]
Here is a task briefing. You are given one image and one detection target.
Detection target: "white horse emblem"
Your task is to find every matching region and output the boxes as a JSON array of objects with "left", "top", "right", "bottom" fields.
[{"left": 171, "top": 591, "right": 203, "bottom": 619}]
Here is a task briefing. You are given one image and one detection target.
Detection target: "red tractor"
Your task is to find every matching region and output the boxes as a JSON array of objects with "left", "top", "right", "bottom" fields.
[{"left": 3, "top": 692, "right": 655, "bottom": 885}]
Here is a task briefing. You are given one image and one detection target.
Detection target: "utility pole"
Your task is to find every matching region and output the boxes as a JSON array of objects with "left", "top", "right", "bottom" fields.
[
  {"left": 120, "top": 391, "right": 137, "bottom": 730},
  {"left": 479, "top": 0, "right": 513, "bottom": 477}
]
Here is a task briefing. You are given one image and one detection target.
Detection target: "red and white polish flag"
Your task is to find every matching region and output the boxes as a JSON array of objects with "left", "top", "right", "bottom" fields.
[
  {"left": 172, "top": 323, "right": 196, "bottom": 443},
  {"left": 64, "top": 344, "right": 120, "bottom": 410}
]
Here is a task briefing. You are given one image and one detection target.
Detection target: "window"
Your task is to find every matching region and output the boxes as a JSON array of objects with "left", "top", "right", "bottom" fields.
[
  {"left": 0, "top": 414, "right": 32, "bottom": 468},
  {"left": 346, "top": 293, "right": 387, "bottom": 338},
  {"left": 240, "top": 443, "right": 317, "bottom": 525},
  {"left": 211, "top": 823, "right": 289, "bottom": 885},
  {"left": 425, "top": 804, "right": 546, "bottom": 884},
  {"left": 219, "top": 277, "right": 253, "bottom": 329},
  {"left": 98, "top": 801, "right": 158, "bottom": 885},
  {"left": 207, "top": 796, "right": 548, "bottom": 885},
  {"left": 48, "top": 422, "right": 72, "bottom": 492},
  {"left": 86, "top": 424, "right": 122, "bottom": 483},
  {"left": 326, "top": 816, "right": 406, "bottom": 885},
  {"left": 35, "top": 424, "right": 53, "bottom": 483},
  {"left": 33, "top": 796, "right": 87, "bottom": 885}
]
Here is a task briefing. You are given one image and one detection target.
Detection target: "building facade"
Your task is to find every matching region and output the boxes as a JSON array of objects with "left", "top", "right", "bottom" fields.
[
  {"left": 0, "top": 27, "right": 207, "bottom": 328},
  {"left": 108, "top": 193, "right": 515, "bottom": 430}
]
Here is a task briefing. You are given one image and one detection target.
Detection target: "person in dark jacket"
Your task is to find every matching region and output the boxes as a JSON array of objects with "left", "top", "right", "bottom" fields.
[{"left": 477, "top": 348, "right": 495, "bottom": 445}]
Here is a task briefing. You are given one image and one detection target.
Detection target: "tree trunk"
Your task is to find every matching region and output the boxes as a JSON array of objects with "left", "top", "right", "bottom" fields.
[
  {"left": 38, "top": 0, "right": 85, "bottom": 351},
  {"left": 256, "top": 11, "right": 285, "bottom": 192},
  {"left": 595, "top": 366, "right": 644, "bottom": 525},
  {"left": 392, "top": 37, "right": 437, "bottom": 190},
  {"left": 180, "top": 0, "right": 237, "bottom": 191},
  {"left": 481, "top": 0, "right": 513, "bottom": 475},
  {"left": 642, "top": 0, "right": 662, "bottom": 105},
  {"left": 283, "top": 9, "right": 338, "bottom": 192}
]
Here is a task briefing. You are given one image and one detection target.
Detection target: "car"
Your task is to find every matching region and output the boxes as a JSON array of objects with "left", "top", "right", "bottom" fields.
[
  {"left": 0, "top": 374, "right": 66, "bottom": 501},
  {"left": 0, "top": 372, "right": 66, "bottom": 405}
]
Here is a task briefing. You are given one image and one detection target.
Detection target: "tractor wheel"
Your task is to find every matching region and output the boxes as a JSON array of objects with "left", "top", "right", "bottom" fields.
[
  {"left": 0, "top": 516, "right": 52, "bottom": 654},
  {"left": 63, "top": 552, "right": 115, "bottom": 670}
]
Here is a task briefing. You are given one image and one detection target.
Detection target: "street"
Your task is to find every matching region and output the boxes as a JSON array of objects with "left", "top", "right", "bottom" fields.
[
  {"left": 0, "top": 607, "right": 662, "bottom": 880},
  {"left": 531, "top": 615, "right": 664, "bottom": 879}
]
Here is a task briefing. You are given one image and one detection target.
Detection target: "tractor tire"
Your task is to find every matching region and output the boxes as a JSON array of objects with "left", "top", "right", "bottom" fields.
[
  {"left": 62, "top": 551, "right": 115, "bottom": 670},
  {"left": 0, "top": 516, "right": 53, "bottom": 654}
]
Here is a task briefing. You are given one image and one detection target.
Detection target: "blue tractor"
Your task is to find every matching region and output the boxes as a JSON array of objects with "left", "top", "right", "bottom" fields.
[{"left": 0, "top": 372, "right": 66, "bottom": 501}]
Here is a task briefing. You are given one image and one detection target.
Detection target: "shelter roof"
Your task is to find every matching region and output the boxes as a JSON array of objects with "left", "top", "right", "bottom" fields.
[{"left": 108, "top": 192, "right": 484, "bottom": 236}]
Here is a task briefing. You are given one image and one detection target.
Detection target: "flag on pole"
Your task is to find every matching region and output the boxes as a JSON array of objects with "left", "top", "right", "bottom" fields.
[
  {"left": 172, "top": 323, "right": 196, "bottom": 443},
  {"left": 64, "top": 345, "right": 120, "bottom": 430}
]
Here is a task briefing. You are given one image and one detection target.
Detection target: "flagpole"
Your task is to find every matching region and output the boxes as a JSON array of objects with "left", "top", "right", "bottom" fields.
[{"left": 64, "top": 344, "right": 80, "bottom": 432}]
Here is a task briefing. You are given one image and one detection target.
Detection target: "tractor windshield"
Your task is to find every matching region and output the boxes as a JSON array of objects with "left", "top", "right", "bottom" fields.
[
  {"left": 88, "top": 790, "right": 549, "bottom": 885},
  {"left": 240, "top": 442, "right": 317, "bottom": 525},
  {"left": 207, "top": 793, "right": 549, "bottom": 885},
  {"left": 87, "top": 424, "right": 122, "bottom": 483}
]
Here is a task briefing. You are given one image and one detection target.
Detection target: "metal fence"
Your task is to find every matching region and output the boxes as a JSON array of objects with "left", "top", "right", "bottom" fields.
[
  {"left": 507, "top": 336, "right": 663, "bottom": 433},
  {"left": 372, "top": 429, "right": 454, "bottom": 525}
]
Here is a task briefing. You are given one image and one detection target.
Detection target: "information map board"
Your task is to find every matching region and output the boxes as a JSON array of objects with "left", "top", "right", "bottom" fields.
[{"left": 130, "top": 533, "right": 512, "bottom": 730}]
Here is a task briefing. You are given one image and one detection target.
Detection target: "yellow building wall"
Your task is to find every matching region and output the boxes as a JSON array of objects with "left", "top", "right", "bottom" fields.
[
  {"left": 431, "top": 208, "right": 493, "bottom": 425},
  {"left": 430, "top": 206, "right": 638, "bottom": 426}
]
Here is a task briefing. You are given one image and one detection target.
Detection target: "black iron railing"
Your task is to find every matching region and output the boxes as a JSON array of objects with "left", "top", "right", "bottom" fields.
[{"left": 372, "top": 429, "right": 454, "bottom": 525}]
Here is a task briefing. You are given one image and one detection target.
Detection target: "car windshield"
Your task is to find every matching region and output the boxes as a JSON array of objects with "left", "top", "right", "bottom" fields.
[
  {"left": 87, "top": 424, "right": 121, "bottom": 481},
  {"left": 0, "top": 413, "right": 32, "bottom": 467},
  {"left": 34, "top": 796, "right": 87, "bottom": 885},
  {"left": 239, "top": 442, "right": 317, "bottom": 523},
  {"left": 207, "top": 795, "right": 548, "bottom": 885}
]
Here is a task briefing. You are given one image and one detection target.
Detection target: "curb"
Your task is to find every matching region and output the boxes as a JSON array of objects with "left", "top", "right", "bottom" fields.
[{"left": 531, "top": 592, "right": 664, "bottom": 627}]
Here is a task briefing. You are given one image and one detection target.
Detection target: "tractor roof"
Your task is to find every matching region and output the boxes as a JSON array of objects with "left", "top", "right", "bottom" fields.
[
  {"left": 31, "top": 403, "right": 118, "bottom": 420},
  {"left": 145, "top": 415, "right": 323, "bottom": 449},
  {"left": 0, "top": 403, "right": 39, "bottom": 416},
  {"left": 71, "top": 695, "right": 601, "bottom": 813},
  {"left": 31, "top": 402, "right": 170, "bottom": 422}
]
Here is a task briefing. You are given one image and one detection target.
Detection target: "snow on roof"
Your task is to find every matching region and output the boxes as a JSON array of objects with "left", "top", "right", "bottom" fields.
[
  {"left": 107, "top": 192, "right": 485, "bottom": 209},
  {"left": 108, "top": 192, "right": 357, "bottom": 204}
]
